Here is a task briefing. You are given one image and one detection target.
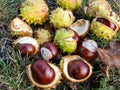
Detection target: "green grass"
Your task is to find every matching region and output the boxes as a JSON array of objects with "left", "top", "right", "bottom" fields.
[{"left": 0, "top": 0, "right": 120, "bottom": 90}]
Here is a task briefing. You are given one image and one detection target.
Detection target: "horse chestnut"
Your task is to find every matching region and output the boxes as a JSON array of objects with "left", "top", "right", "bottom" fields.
[
  {"left": 40, "top": 42, "right": 58, "bottom": 61},
  {"left": 77, "top": 39, "right": 98, "bottom": 61},
  {"left": 16, "top": 43, "right": 35, "bottom": 56},
  {"left": 26, "top": 60, "right": 62, "bottom": 88},
  {"left": 13, "top": 37, "right": 39, "bottom": 57},
  {"left": 31, "top": 60, "right": 55, "bottom": 85},
  {"left": 54, "top": 28, "right": 80, "bottom": 54},
  {"left": 68, "top": 60, "right": 89, "bottom": 79},
  {"left": 60, "top": 55, "right": 93, "bottom": 82},
  {"left": 96, "top": 17, "right": 116, "bottom": 31}
]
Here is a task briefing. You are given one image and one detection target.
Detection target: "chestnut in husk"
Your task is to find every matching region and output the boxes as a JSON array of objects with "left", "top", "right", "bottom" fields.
[
  {"left": 54, "top": 28, "right": 80, "bottom": 54},
  {"left": 91, "top": 16, "right": 119, "bottom": 40},
  {"left": 13, "top": 37, "right": 39, "bottom": 57},
  {"left": 68, "top": 60, "right": 89, "bottom": 79},
  {"left": 84, "top": 0, "right": 112, "bottom": 18},
  {"left": 77, "top": 39, "right": 98, "bottom": 61},
  {"left": 40, "top": 42, "right": 58, "bottom": 61},
  {"left": 96, "top": 17, "right": 116, "bottom": 31},
  {"left": 84, "top": 0, "right": 120, "bottom": 29},
  {"left": 26, "top": 59, "right": 62, "bottom": 88},
  {"left": 60, "top": 55, "right": 93, "bottom": 82},
  {"left": 50, "top": 8, "right": 75, "bottom": 29}
]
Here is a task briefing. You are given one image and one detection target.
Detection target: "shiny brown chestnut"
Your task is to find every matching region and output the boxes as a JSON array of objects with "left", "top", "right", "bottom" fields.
[
  {"left": 77, "top": 39, "right": 98, "bottom": 62},
  {"left": 40, "top": 42, "right": 58, "bottom": 61},
  {"left": 68, "top": 60, "right": 89, "bottom": 79},
  {"left": 91, "top": 16, "right": 119, "bottom": 40},
  {"left": 31, "top": 60, "right": 55, "bottom": 85},
  {"left": 96, "top": 17, "right": 116, "bottom": 31},
  {"left": 16, "top": 43, "right": 36, "bottom": 56},
  {"left": 26, "top": 59, "right": 62, "bottom": 88},
  {"left": 60, "top": 55, "right": 93, "bottom": 82},
  {"left": 13, "top": 37, "right": 39, "bottom": 57}
]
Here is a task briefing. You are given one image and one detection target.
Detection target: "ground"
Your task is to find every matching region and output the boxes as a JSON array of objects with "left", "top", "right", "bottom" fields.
[{"left": 0, "top": 0, "right": 120, "bottom": 90}]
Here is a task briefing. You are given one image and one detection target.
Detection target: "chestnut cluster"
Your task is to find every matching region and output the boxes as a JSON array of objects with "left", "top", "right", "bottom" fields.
[
  {"left": 10, "top": 0, "right": 119, "bottom": 88},
  {"left": 12, "top": 32, "right": 97, "bottom": 89},
  {"left": 10, "top": 17, "right": 101, "bottom": 90},
  {"left": 11, "top": 23, "right": 98, "bottom": 89}
]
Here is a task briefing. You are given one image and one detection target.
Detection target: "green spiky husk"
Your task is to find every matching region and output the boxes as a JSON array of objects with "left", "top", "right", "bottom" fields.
[
  {"left": 34, "top": 29, "right": 52, "bottom": 45},
  {"left": 57, "top": 0, "right": 82, "bottom": 11},
  {"left": 50, "top": 8, "right": 75, "bottom": 29},
  {"left": 86, "top": 0, "right": 112, "bottom": 18},
  {"left": 20, "top": 0, "right": 49, "bottom": 25},
  {"left": 54, "top": 28, "right": 77, "bottom": 54},
  {"left": 91, "top": 20, "right": 116, "bottom": 40}
]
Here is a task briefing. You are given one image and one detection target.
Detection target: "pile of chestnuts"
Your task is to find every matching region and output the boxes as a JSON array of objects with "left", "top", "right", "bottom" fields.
[
  {"left": 9, "top": 0, "right": 120, "bottom": 89},
  {"left": 11, "top": 21, "right": 97, "bottom": 89},
  {"left": 12, "top": 34, "right": 97, "bottom": 89}
]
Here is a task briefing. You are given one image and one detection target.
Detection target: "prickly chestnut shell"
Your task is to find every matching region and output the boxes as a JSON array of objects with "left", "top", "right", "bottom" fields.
[
  {"left": 96, "top": 17, "right": 116, "bottom": 31},
  {"left": 91, "top": 16, "right": 119, "bottom": 40},
  {"left": 54, "top": 28, "right": 80, "bottom": 54},
  {"left": 26, "top": 60, "right": 62, "bottom": 88},
  {"left": 60, "top": 55, "right": 93, "bottom": 82}
]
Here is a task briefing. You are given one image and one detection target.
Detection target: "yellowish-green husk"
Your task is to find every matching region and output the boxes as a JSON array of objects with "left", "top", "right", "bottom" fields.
[
  {"left": 85, "top": 0, "right": 112, "bottom": 18},
  {"left": 57, "top": 0, "right": 82, "bottom": 11},
  {"left": 34, "top": 29, "right": 52, "bottom": 46},
  {"left": 54, "top": 28, "right": 77, "bottom": 54},
  {"left": 50, "top": 8, "right": 75, "bottom": 29},
  {"left": 91, "top": 20, "right": 116, "bottom": 40},
  {"left": 20, "top": 0, "right": 49, "bottom": 25}
]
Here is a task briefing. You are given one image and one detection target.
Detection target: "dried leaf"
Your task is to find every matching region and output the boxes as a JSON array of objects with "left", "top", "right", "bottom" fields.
[
  {"left": 97, "top": 48, "right": 120, "bottom": 69},
  {"left": 107, "top": 40, "right": 120, "bottom": 55}
]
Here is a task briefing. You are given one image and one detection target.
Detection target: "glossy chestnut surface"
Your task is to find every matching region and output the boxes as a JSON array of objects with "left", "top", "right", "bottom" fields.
[
  {"left": 31, "top": 60, "right": 55, "bottom": 85},
  {"left": 72, "top": 31, "right": 80, "bottom": 44},
  {"left": 16, "top": 43, "right": 36, "bottom": 56},
  {"left": 68, "top": 60, "right": 89, "bottom": 79},
  {"left": 77, "top": 44, "right": 98, "bottom": 61},
  {"left": 40, "top": 42, "right": 58, "bottom": 61},
  {"left": 96, "top": 18, "right": 116, "bottom": 31}
]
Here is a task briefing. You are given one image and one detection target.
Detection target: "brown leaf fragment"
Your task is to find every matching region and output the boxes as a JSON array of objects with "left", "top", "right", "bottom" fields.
[
  {"left": 107, "top": 40, "right": 120, "bottom": 55},
  {"left": 97, "top": 48, "right": 120, "bottom": 69}
]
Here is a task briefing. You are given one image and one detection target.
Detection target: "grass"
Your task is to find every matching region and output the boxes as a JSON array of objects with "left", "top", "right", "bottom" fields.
[{"left": 0, "top": 0, "right": 120, "bottom": 90}]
